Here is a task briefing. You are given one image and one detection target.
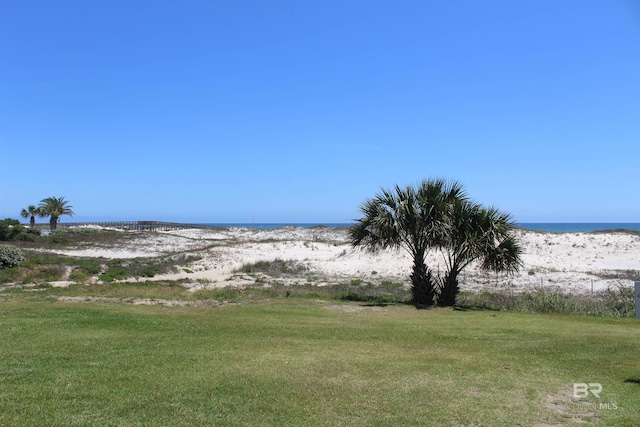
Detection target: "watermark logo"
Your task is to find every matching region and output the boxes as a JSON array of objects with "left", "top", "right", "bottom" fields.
[
  {"left": 571, "top": 383, "right": 618, "bottom": 410},
  {"left": 573, "top": 382, "right": 602, "bottom": 398}
]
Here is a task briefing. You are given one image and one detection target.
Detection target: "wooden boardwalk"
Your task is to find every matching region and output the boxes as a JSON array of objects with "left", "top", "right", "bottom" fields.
[{"left": 55, "top": 221, "right": 213, "bottom": 231}]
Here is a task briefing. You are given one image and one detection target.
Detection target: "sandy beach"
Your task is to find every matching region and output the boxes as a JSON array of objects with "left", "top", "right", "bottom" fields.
[{"left": 39, "top": 226, "right": 639, "bottom": 295}]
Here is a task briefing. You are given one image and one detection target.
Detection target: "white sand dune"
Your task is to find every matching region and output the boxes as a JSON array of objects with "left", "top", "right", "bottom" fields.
[{"left": 50, "top": 226, "right": 639, "bottom": 294}]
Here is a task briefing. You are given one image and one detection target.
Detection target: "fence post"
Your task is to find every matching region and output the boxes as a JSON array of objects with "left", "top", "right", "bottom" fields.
[{"left": 636, "top": 282, "right": 640, "bottom": 319}]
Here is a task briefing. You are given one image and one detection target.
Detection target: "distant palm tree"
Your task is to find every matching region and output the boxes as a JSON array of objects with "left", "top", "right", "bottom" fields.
[
  {"left": 350, "top": 179, "right": 467, "bottom": 307},
  {"left": 20, "top": 205, "right": 39, "bottom": 228},
  {"left": 38, "top": 196, "right": 74, "bottom": 230},
  {"left": 437, "top": 203, "right": 523, "bottom": 306}
]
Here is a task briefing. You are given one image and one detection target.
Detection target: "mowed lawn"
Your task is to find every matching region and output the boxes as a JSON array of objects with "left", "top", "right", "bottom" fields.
[{"left": 1, "top": 298, "right": 639, "bottom": 426}]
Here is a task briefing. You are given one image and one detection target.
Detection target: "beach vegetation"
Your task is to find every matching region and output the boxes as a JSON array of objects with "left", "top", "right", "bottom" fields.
[
  {"left": 20, "top": 204, "right": 38, "bottom": 228},
  {"left": 589, "top": 269, "right": 640, "bottom": 281},
  {"left": 141, "top": 266, "right": 156, "bottom": 277},
  {"left": 437, "top": 202, "right": 523, "bottom": 306},
  {"left": 0, "top": 245, "right": 26, "bottom": 269},
  {"left": 68, "top": 269, "right": 90, "bottom": 283},
  {"left": 0, "top": 254, "right": 70, "bottom": 284},
  {"left": 2, "top": 269, "right": 636, "bottom": 318},
  {"left": 37, "top": 196, "right": 75, "bottom": 230},
  {"left": 12, "top": 227, "right": 149, "bottom": 251},
  {"left": 350, "top": 179, "right": 522, "bottom": 307},
  {"left": 234, "top": 258, "right": 308, "bottom": 277},
  {"left": 96, "top": 256, "right": 193, "bottom": 282},
  {"left": 458, "top": 285, "right": 635, "bottom": 317},
  {"left": 379, "top": 280, "right": 405, "bottom": 290},
  {"left": 350, "top": 179, "right": 465, "bottom": 307},
  {"left": 0, "top": 218, "right": 40, "bottom": 242},
  {"left": 337, "top": 290, "right": 400, "bottom": 304},
  {"left": 99, "top": 266, "right": 129, "bottom": 282},
  {"left": 47, "top": 232, "right": 71, "bottom": 245},
  {"left": 26, "top": 265, "right": 67, "bottom": 284},
  {"left": 0, "top": 250, "right": 198, "bottom": 285}
]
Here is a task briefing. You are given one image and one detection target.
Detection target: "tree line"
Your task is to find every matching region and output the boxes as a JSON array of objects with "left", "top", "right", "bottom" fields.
[{"left": 350, "top": 179, "right": 522, "bottom": 307}]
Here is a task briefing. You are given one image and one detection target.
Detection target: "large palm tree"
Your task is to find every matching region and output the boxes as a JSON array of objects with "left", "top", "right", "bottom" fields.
[
  {"left": 38, "top": 196, "right": 74, "bottom": 230},
  {"left": 20, "top": 205, "right": 39, "bottom": 228},
  {"left": 437, "top": 203, "right": 523, "bottom": 306},
  {"left": 350, "top": 179, "right": 467, "bottom": 307}
]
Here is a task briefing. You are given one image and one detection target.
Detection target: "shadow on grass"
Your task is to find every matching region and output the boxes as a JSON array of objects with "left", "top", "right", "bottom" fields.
[{"left": 453, "top": 305, "right": 501, "bottom": 312}]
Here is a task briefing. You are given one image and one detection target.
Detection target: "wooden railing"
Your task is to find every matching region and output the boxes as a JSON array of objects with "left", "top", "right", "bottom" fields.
[{"left": 53, "top": 221, "right": 213, "bottom": 231}]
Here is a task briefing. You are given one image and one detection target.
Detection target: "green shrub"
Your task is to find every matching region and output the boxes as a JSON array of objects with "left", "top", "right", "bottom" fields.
[
  {"left": 0, "top": 246, "right": 25, "bottom": 269},
  {"left": 68, "top": 269, "right": 89, "bottom": 283},
  {"left": 83, "top": 262, "right": 102, "bottom": 275},
  {"left": 100, "top": 267, "right": 129, "bottom": 283},
  {"left": 141, "top": 266, "right": 156, "bottom": 278},
  {"left": 235, "top": 258, "right": 307, "bottom": 276},
  {"left": 338, "top": 291, "right": 402, "bottom": 304},
  {"left": 194, "top": 286, "right": 242, "bottom": 301},
  {"left": 379, "top": 280, "right": 405, "bottom": 290},
  {"left": 597, "top": 285, "right": 635, "bottom": 317},
  {"left": 0, "top": 219, "right": 39, "bottom": 242},
  {"left": 48, "top": 234, "right": 70, "bottom": 245},
  {"left": 457, "top": 286, "right": 635, "bottom": 317},
  {"left": 0, "top": 219, "right": 23, "bottom": 241},
  {"left": 22, "top": 265, "right": 66, "bottom": 284}
]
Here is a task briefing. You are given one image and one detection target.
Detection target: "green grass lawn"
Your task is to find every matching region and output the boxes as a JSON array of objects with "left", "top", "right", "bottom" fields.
[{"left": 1, "top": 297, "right": 639, "bottom": 426}]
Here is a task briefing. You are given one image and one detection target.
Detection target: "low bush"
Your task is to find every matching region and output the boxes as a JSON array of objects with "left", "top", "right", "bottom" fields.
[
  {"left": 68, "top": 269, "right": 90, "bottom": 283},
  {"left": 234, "top": 258, "right": 308, "bottom": 276},
  {"left": 100, "top": 266, "right": 129, "bottom": 282},
  {"left": 0, "top": 245, "right": 25, "bottom": 269},
  {"left": 457, "top": 285, "right": 635, "bottom": 317},
  {"left": 93, "top": 256, "right": 198, "bottom": 283},
  {"left": 141, "top": 266, "right": 156, "bottom": 277},
  {"left": 379, "top": 280, "right": 405, "bottom": 290},
  {"left": 48, "top": 234, "right": 71, "bottom": 245},
  {"left": 338, "top": 291, "right": 402, "bottom": 304},
  {"left": 0, "top": 219, "right": 39, "bottom": 242},
  {"left": 21, "top": 265, "right": 66, "bottom": 284},
  {"left": 83, "top": 261, "right": 102, "bottom": 275}
]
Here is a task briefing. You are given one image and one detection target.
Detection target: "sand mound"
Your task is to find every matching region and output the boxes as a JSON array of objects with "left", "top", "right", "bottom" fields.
[{"left": 42, "top": 226, "right": 640, "bottom": 294}]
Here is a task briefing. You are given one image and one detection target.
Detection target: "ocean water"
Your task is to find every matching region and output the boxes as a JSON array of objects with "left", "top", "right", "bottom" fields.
[
  {"left": 518, "top": 223, "right": 640, "bottom": 233},
  {"left": 204, "top": 223, "right": 640, "bottom": 233}
]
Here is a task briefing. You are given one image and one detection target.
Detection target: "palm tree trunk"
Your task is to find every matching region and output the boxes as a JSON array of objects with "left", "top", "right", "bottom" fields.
[
  {"left": 410, "top": 252, "right": 436, "bottom": 307},
  {"left": 50, "top": 216, "right": 57, "bottom": 231},
  {"left": 438, "top": 269, "right": 460, "bottom": 307}
]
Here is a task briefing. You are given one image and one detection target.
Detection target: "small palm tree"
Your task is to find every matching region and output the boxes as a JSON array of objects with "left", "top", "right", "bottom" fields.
[
  {"left": 20, "top": 205, "right": 39, "bottom": 228},
  {"left": 437, "top": 204, "right": 523, "bottom": 306},
  {"left": 350, "top": 179, "right": 467, "bottom": 307},
  {"left": 38, "top": 196, "right": 74, "bottom": 230}
]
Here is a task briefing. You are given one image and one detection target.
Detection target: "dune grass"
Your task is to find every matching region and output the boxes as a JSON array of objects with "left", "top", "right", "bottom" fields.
[
  {"left": 1, "top": 297, "right": 639, "bottom": 426},
  {"left": 0, "top": 250, "right": 200, "bottom": 286}
]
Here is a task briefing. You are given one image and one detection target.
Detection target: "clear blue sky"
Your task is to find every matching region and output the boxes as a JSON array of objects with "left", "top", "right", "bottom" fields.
[{"left": 1, "top": 0, "right": 639, "bottom": 223}]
